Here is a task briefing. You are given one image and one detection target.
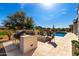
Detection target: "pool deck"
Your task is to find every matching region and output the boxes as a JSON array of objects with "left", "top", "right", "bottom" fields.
[
  {"left": 32, "top": 33, "right": 78, "bottom": 56},
  {"left": 3, "top": 33, "right": 78, "bottom": 56}
]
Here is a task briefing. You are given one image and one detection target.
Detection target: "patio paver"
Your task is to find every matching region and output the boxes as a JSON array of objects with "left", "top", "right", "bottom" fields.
[{"left": 3, "top": 33, "right": 78, "bottom": 56}]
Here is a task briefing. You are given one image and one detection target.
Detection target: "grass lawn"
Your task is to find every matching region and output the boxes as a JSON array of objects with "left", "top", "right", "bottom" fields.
[
  {"left": 0, "top": 30, "right": 11, "bottom": 43},
  {"left": 0, "top": 32, "right": 7, "bottom": 35}
]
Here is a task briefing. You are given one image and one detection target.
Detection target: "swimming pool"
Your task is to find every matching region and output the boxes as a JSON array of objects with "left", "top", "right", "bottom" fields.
[{"left": 52, "top": 32, "right": 66, "bottom": 37}]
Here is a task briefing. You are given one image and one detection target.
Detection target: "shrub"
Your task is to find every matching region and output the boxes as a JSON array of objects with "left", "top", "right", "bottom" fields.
[
  {"left": 75, "top": 43, "right": 79, "bottom": 48},
  {"left": 13, "top": 31, "right": 26, "bottom": 39},
  {"left": 72, "top": 40, "right": 79, "bottom": 44},
  {"left": 72, "top": 40, "right": 79, "bottom": 56},
  {"left": 74, "top": 51, "right": 79, "bottom": 56}
]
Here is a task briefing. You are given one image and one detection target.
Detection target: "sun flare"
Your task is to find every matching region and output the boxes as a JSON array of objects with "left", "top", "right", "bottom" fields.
[{"left": 41, "top": 2, "right": 55, "bottom": 9}]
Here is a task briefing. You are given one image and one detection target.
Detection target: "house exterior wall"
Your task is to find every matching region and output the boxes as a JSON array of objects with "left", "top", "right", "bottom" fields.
[
  {"left": 78, "top": 19, "right": 79, "bottom": 38},
  {"left": 69, "top": 25, "right": 73, "bottom": 33},
  {"left": 76, "top": 21, "right": 78, "bottom": 35},
  {"left": 78, "top": 5, "right": 79, "bottom": 39},
  {"left": 73, "top": 22, "right": 78, "bottom": 35}
]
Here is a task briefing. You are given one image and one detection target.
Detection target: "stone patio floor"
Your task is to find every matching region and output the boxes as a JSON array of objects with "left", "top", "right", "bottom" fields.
[{"left": 3, "top": 33, "right": 78, "bottom": 56}]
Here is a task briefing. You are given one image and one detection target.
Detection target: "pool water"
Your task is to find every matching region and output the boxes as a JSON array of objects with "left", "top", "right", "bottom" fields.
[{"left": 52, "top": 32, "right": 66, "bottom": 37}]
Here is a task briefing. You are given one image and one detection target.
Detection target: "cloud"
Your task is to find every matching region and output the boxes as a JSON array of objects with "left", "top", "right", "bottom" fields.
[{"left": 60, "top": 8, "right": 67, "bottom": 14}]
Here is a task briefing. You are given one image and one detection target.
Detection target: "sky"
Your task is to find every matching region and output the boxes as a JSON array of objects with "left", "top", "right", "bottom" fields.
[{"left": 0, "top": 3, "right": 78, "bottom": 28}]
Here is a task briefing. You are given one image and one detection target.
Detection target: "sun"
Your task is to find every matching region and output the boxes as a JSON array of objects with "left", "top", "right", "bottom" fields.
[
  {"left": 42, "top": 3, "right": 53, "bottom": 6},
  {"left": 41, "top": 2, "right": 55, "bottom": 9}
]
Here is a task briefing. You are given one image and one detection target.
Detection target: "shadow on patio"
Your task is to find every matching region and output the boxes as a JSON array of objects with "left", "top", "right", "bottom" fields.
[
  {"left": 48, "top": 41, "right": 58, "bottom": 48},
  {"left": 3, "top": 41, "right": 37, "bottom": 56}
]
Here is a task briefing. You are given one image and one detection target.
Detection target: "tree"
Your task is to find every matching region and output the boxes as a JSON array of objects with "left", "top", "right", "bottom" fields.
[
  {"left": 35, "top": 26, "right": 44, "bottom": 35},
  {"left": 3, "top": 11, "right": 35, "bottom": 30},
  {"left": 24, "top": 17, "right": 35, "bottom": 29},
  {"left": 52, "top": 24, "right": 55, "bottom": 32}
]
